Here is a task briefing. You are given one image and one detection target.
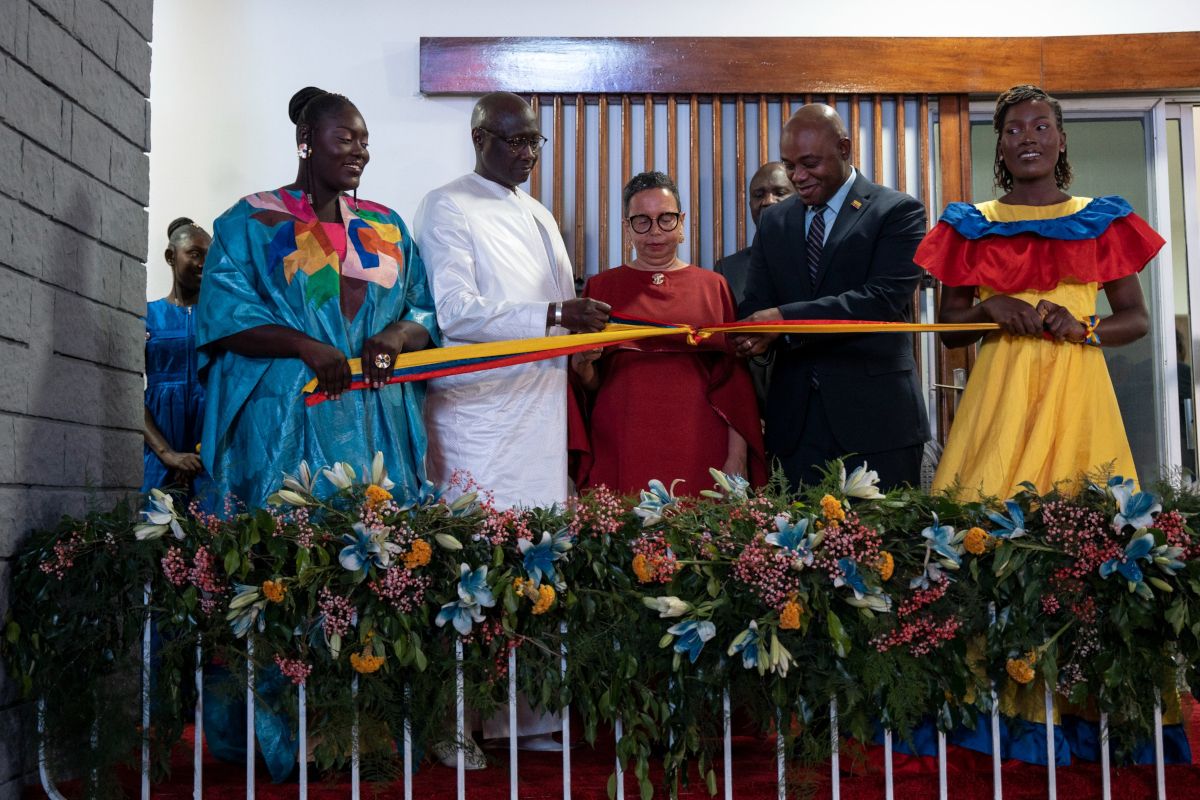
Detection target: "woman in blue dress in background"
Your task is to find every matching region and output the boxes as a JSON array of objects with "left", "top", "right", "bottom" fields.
[{"left": 143, "top": 217, "right": 210, "bottom": 497}]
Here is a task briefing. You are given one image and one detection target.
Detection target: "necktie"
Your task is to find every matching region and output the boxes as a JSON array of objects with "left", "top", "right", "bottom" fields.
[
  {"left": 805, "top": 204, "right": 829, "bottom": 392},
  {"left": 806, "top": 204, "right": 828, "bottom": 292}
]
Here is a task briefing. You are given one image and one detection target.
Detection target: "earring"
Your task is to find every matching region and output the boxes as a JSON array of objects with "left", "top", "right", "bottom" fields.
[{"left": 297, "top": 143, "right": 310, "bottom": 159}]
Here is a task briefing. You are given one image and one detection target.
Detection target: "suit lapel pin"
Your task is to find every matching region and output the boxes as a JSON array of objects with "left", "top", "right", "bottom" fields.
[{"left": 851, "top": 200, "right": 863, "bottom": 209}]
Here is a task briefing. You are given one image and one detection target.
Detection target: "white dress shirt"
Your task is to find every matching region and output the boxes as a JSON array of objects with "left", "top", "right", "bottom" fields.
[{"left": 413, "top": 172, "right": 576, "bottom": 510}]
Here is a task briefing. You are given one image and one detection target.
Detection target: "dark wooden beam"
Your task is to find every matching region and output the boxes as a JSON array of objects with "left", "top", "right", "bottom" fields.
[{"left": 421, "top": 34, "right": 1200, "bottom": 96}]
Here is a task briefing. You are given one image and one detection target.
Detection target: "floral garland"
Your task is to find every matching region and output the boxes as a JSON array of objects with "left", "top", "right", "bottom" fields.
[{"left": 6, "top": 456, "right": 1200, "bottom": 791}]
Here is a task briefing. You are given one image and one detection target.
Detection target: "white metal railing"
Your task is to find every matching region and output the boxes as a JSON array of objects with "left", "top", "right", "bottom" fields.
[{"left": 37, "top": 598, "right": 1179, "bottom": 800}]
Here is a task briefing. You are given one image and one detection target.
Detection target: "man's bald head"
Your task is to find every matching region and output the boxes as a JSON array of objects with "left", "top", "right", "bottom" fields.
[
  {"left": 748, "top": 162, "right": 796, "bottom": 227},
  {"left": 779, "top": 104, "right": 853, "bottom": 207},
  {"left": 471, "top": 92, "right": 543, "bottom": 189},
  {"left": 783, "top": 104, "right": 849, "bottom": 144},
  {"left": 471, "top": 92, "right": 538, "bottom": 131}
]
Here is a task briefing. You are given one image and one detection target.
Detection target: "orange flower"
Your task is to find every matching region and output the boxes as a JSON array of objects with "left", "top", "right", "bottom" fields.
[
  {"left": 820, "top": 494, "right": 845, "bottom": 523},
  {"left": 532, "top": 584, "right": 556, "bottom": 615},
  {"left": 632, "top": 554, "right": 653, "bottom": 583},
  {"left": 964, "top": 527, "right": 991, "bottom": 555},
  {"left": 780, "top": 600, "right": 802, "bottom": 630},
  {"left": 877, "top": 551, "right": 894, "bottom": 581},
  {"left": 364, "top": 484, "right": 392, "bottom": 507},
  {"left": 403, "top": 539, "right": 432, "bottom": 569},
  {"left": 350, "top": 651, "right": 385, "bottom": 674},
  {"left": 1006, "top": 657, "right": 1035, "bottom": 684},
  {"left": 262, "top": 580, "right": 286, "bottom": 603}
]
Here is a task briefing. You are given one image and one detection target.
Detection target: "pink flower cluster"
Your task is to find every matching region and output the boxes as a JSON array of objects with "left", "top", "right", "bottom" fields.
[
  {"left": 567, "top": 485, "right": 624, "bottom": 538},
  {"left": 815, "top": 514, "right": 881, "bottom": 579},
  {"left": 727, "top": 497, "right": 777, "bottom": 534},
  {"left": 189, "top": 546, "right": 227, "bottom": 615},
  {"left": 359, "top": 499, "right": 400, "bottom": 534},
  {"left": 1042, "top": 501, "right": 1121, "bottom": 577},
  {"left": 318, "top": 587, "right": 356, "bottom": 638},
  {"left": 40, "top": 531, "right": 83, "bottom": 579},
  {"left": 161, "top": 547, "right": 190, "bottom": 586},
  {"left": 274, "top": 655, "right": 312, "bottom": 685},
  {"left": 631, "top": 533, "right": 681, "bottom": 583},
  {"left": 871, "top": 615, "right": 961, "bottom": 657},
  {"left": 450, "top": 470, "right": 496, "bottom": 508},
  {"left": 896, "top": 581, "right": 948, "bottom": 618},
  {"left": 478, "top": 506, "right": 532, "bottom": 547},
  {"left": 732, "top": 536, "right": 798, "bottom": 611},
  {"left": 1157, "top": 510, "right": 1196, "bottom": 559},
  {"left": 1041, "top": 594, "right": 1061, "bottom": 615},
  {"left": 1057, "top": 662, "right": 1084, "bottom": 696},
  {"left": 369, "top": 565, "right": 431, "bottom": 613},
  {"left": 285, "top": 507, "right": 319, "bottom": 548}
]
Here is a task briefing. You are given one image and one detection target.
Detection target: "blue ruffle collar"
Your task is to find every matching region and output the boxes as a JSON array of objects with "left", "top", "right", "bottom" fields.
[{"left": 940, "top": 196, "right": 1134, "bottom": 241}]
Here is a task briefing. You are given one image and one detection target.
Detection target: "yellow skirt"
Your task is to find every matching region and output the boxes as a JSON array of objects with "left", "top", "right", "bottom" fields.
[{"left": 932, "top": 280, "right": 1137, "bottom": 502}]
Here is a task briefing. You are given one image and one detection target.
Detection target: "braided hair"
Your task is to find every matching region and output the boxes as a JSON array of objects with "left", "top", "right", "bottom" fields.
[
  {"left": 288, "top": 87, "right": 358, "bottom": 209},
  {"left": 992, "top": 85, "right": 1073, "bottom": 194}
]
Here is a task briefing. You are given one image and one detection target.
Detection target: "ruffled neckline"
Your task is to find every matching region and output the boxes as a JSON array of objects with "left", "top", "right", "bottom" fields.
[{"left": 940, "top": 196, "right": 1134, "bottom": 241}]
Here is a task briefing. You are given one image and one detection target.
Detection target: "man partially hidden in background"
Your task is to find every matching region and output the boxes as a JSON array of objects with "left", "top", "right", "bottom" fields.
[{"left": 714, "top": 162, "right": 796, "bottom": 418}]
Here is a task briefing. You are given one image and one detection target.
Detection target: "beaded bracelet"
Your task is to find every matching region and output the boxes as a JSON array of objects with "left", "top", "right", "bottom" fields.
[{"left": 1081, "top": 314, "right": 1101, "bottom": 346}]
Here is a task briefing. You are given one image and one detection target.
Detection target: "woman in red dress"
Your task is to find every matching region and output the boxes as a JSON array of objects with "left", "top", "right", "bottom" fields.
[{"left": 570, "top": 171, "right": 767, "bottom": 496}]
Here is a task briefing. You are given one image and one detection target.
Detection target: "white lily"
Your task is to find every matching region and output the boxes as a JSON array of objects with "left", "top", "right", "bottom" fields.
[
  {"left": 323, "top": 462, "right": 357, "bottom": 491},
  {"left": 273, "top": 489, "right": 309, "bottom": 507},
  {"left": 135, "top": 489, "right": 185, "bottom": 541},
  {"left": 840, "top": 461, "right": 884, "bottom": 502},
  {"left": 282, "top": 460, "right": 319, "bottom": 496},
  {"left": 366, "top": 451, "right": 395, "bottom": 492},
  {"left": 642, "top": 596, "right": 691, "bottom": 618}
]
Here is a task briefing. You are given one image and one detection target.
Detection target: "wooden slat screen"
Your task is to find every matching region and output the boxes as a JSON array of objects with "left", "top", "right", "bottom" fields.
[{"left": 523, "top": 93, "right": 941, "bottom": 277}]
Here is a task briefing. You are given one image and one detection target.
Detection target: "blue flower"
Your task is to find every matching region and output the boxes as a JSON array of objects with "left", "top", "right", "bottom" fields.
[
  {"left": 765, "top": 516, "right": 814, "bottom": 569},
  {"left": 399, "top": 480, "right": 446, "bottom": 514},
  {"left": 909, "top": 561, "right": 954, "bottom": 591},
  {"left": 633, "top": 479, "right": 682, "bottom": 527},
  {"left": 1151, "top": 544, "right": 1187, "bottom": 576},
  {"left": 667, "top": 620, "right": 716, "bottom": 663},
  {"left": 517, "top": 529, "right": 574, "bottom": 587},
  {"left": 1099, "top": 533, "right": 1155, "bottom": 583},
  {"left": 728, "top": 620, "right": 765, "bottom": 673},
  {"left": 338, "top": 523, "right": 388, "bottom": 571},
  {"left": 436, "top": 600, "right": 486, "bottom": 636},
  {"left": 455, "top": 563, "right": 496, "bottom": 608},
  {"left": 921, "top": 513, "right": 962, "bottom": 566},
  {"left": 226, "top": 584, "right": 267, "bottom": 638},
  {"left": 1111, "top": 478, "right": 1161, "bottom": 532},
  {"left": 833, "top": 558, "right": 869, "bottom": 599},
  {"left": 987, "top": 501, "right": 1026, "bottom": 540}
]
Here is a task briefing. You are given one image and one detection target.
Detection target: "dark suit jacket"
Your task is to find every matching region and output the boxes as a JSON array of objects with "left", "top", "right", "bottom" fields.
[
  {"left": 740, "top": 172, "right": 929, "bottom": 457},
  {"left": 715, "top": 248, "right": 772, "bottom": 416}
]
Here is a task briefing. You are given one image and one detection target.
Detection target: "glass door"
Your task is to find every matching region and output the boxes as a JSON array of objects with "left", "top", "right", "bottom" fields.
[{"left": 1168, "top": 104, "right": 1200, "bottom": 477}]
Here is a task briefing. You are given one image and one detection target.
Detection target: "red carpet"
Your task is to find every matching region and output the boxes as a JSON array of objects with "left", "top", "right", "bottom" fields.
[{"left": 26, "top": 723, "right": 1200, "bottom": 800}]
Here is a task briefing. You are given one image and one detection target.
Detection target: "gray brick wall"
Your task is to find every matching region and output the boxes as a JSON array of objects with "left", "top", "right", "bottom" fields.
[{"left": 0, "top": 0, "right": 152, "bottom": 792}]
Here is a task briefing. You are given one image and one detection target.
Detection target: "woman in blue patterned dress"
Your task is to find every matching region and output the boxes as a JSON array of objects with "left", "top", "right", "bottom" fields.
[{"left": 143, "top": 217, "right": 210, "bottom": 496}]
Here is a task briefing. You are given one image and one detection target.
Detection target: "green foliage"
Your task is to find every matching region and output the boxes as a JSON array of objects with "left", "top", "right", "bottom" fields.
[{"left": 6, "top": 463, "right": 1200, "bottom": 792}]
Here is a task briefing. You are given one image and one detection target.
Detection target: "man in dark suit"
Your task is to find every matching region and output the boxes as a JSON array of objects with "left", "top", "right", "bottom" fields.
[
  {"left": 731, "top": 104, "right": 929, "bottom": 491},
  {"left": 715, "top": 162, "right": 796, "bottom": 418}
]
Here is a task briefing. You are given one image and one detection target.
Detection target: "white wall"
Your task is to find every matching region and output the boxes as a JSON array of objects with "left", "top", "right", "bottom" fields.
[{"left": 146, "top": 0, "right": 1200, "bottom": 299}]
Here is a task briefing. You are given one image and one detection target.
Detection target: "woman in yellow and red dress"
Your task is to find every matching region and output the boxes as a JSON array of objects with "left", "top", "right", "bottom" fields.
[{"left": 911, "top": 85, "right": 1189, "bottom": 768}]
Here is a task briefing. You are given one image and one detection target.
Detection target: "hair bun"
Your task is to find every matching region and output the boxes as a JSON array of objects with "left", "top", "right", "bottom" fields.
[
  {"left": 289, "top": 87, "right": 327, "bottom": 125},
  {"left": 167, "top": 217, "right": 195, "bottom": 237}
]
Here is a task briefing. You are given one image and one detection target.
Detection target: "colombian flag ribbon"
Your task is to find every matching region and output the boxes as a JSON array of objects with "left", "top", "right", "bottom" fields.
[{"left": 301, "top": 317, "right": 999, "bottom": 406}]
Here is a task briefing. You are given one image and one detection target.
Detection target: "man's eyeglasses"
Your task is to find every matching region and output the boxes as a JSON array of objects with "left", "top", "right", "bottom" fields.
[
  {"left": 477, "top": 128, "right": 548, "bottom": 154},
  {"left": 627, "top": 212, "right": 681, "bottom": 234}
]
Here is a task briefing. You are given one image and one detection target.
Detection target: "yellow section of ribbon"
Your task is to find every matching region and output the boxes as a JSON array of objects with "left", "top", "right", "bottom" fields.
[{"left": 301, "top": 320, "right": 1000, "bottom": 395}]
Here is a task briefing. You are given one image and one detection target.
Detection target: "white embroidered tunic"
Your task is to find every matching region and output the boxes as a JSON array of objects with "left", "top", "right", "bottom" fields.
[{"left": 414, "top": 172, "right": 576, "bottom": 510}]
